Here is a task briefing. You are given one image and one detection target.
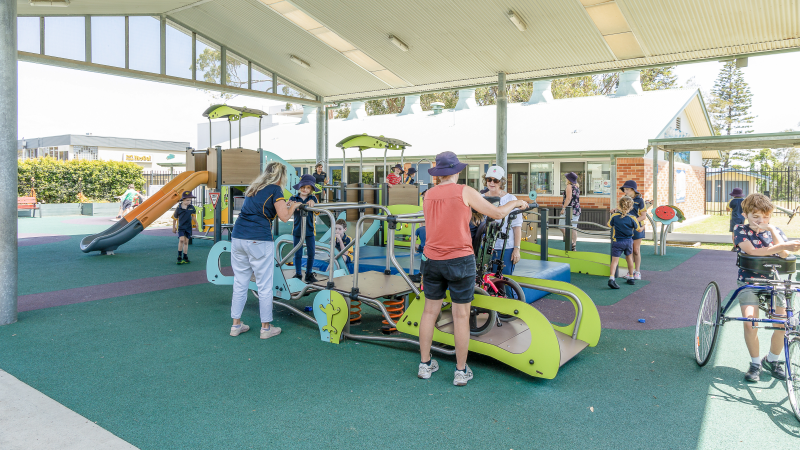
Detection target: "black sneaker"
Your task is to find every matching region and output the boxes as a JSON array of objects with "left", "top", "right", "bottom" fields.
[
  {"left": 608, "top": 279, "right": 620, "bottom": 289},
  {"left": 177, "top": 258, "right": 184, "bottom": 265},
  {"left": 292, "top": 273, "right": 303, "bottom": 280},
  {"left": 626, "top": 278, "right": 635, "bottom": 285},
  {"left": 305, "top": 273, "right": 319, "bottom": 283},
  {"left": 731, "top": 245, "right": 738, "bottom": 252},
  {"left": 409, "top": 273, "right": 422, "bottom": 283},
  {"left": 183, "top": 257, "right": 190, "bottom": 264},
  {"left": 761, "top": 357, "right": 787, "bottom": 381},
  {"left": 745, "top": 362, "right": 762, "bottom": 382}
]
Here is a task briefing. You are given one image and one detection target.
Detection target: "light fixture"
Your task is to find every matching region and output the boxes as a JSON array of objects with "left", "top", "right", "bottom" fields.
[
  {"left": 389, "top": 35, "right": 409, "bottom": 52},
  {"left": 290, "top": 55, "right": 310, "bottom": 69},
  {"left": 507, "top": 10, "right": 526, "bottom": 32},
  {"left": 29, "top": 0, "right": 70, "bottom": 6}
]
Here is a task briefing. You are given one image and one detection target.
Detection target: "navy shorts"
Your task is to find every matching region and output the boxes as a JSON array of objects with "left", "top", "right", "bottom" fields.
[
  {"left": 611, "top": 239, "right": 633, "bottom": 257},
  {"left": 422, "top": 254, "right": 476, "bottom": 304},
  {"left": 122, "top": 200, "right": 133, "bottom": 210},
  {"left": 178, "top": 229, "right": 192, "bottom": 239},
  {"left": 632, "top": 225, "right": 645, "bottom": 240}
]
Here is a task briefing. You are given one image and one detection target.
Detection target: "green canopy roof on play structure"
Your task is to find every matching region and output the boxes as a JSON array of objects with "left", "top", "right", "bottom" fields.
[
  {"left": 202, "top": 105, "right": 268, "bottom": 121},
  {"left": 336, "top": 134, "right": 411, "bottom": 151}
]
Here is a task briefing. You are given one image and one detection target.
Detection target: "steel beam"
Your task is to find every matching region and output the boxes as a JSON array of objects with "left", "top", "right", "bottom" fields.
[
  {"left": 316, "top": 98, "right": 325, "bottom": 168},
  {"left": 17, "top": 51, "right": 323, "bottom": 106},
  {"left": 0, "top": 0, "right": 18, "bottom": 326},
  {"left": 496, "top": 71, "right": 507, "bottom": 174}
]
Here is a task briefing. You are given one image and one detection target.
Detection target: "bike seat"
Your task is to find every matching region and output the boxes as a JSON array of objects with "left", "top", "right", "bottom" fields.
[
  {"left": 737, "top": 253, "right": 797, "bottom": 276},
  {"left": 483, "top": 196, "right": 502, "bottom": 206}
]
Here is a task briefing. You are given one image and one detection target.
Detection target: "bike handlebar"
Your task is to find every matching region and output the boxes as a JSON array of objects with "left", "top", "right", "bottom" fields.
[{"left": 745, "top": 278, "right": 800, "bottom": 286}]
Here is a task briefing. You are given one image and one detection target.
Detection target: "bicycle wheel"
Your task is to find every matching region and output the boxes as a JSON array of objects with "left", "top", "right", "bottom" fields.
[
  {"left": 786, "top": 337, "right": 800, "bottom": 422},
  {"left": 494, "top": 278, "right": 526, "bottom": 321},
  {"left": 694, "top": 281, "right": 721, "bottom": 366},
  {"left": 469, "top": 307, "right": 497, "bottom": 336}
]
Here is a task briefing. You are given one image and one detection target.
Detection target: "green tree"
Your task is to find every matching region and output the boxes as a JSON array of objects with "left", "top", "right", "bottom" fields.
[{"left": 706, "top": 61, "right": 756, "bottom": 167}]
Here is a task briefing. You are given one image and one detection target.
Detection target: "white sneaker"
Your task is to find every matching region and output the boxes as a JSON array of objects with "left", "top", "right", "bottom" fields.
[
  {"left": 260, "top": 326, "right": 282, "bottom": 339},
  {"left": 230, "top": 323, "right": 250, "bottom": 336},
  {"left": 418, "top": 360, "right": 439, "bottom": 379},
  {"left": 453, "top": 365, "right": 474, "bottom": 386},
  {"left": 634, "top": 271, "right": 642, "bottom": 280},
  {"left": 620, "top": 273, "right": 631, "bottom": 280}
]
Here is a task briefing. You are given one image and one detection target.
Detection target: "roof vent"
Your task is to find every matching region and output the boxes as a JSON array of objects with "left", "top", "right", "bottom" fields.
[
  {"left": 297, "top": 106, "right": 317, "bottom": 124},
  {"left": 431, "top": 102, "right": 445, "bottom": 115},
  {"left": 345, "top": 101, "right": 367, "bottom": 120},
  {"left": 615, "top": 70, "right": 643, "bottom": 97},
  {"left": 398, "top": 95, "right": 422, "bottom": 116},
  {"left": 455, "top": 89, "right": 476, "bottom": 110},
  {"left": 524, "top": 80, "right": 553, "bottom": 105}
]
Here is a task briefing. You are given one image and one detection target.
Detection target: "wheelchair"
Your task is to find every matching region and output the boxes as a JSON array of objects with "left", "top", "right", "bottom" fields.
[{"left": 695, "top": 252, "right": 800, "bottom": 421}]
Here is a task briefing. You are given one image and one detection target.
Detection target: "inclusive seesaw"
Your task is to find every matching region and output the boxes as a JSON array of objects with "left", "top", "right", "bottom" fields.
[{"left": 206, "top": 200, "right": 601, "bottom": 379}]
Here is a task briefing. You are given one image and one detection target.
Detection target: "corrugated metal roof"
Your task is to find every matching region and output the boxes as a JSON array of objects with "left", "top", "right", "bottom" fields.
[
  {"left": 17, "top": 135, "right": 190, "bottom": 151},
  {"left": 239, "top": 88, "right": 710, "bottom": 163},
  {"left": 17, "top": 0, "right": 800, "bottom": 101}
]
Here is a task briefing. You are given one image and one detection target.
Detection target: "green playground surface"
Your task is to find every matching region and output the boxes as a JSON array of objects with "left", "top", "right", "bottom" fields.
[{"left": 4, "top": 216, "right": 800, "bottom": 449}]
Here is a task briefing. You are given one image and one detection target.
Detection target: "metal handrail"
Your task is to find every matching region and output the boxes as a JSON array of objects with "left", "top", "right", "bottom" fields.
[{"left": 515, "top": 282, "right": 584, "bottom": 340}]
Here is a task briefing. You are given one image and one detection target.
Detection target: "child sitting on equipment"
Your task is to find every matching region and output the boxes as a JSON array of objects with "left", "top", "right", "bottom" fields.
[
  {"left": 334, "top": 219, "right": 354, "bottom": 265},
  {"left": 606, "top": 196, "right": 641, "bottom": 289},
  {"left": 728, "top": 187, "right": 745, "bottom": 251},
  {"left": 733, "top": 193, "right": 800, "bottom": 382},
  {"left": 288, "top": 175, "right": 319, "bottom": 282},
  {"left": 172, "top": 190, "right": 198, "bottom": 264}
]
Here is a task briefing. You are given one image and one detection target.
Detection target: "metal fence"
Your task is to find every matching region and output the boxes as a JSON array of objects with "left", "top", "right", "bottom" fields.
[{"left": 705, "top": 167, "right": 800, "bottom": 215}]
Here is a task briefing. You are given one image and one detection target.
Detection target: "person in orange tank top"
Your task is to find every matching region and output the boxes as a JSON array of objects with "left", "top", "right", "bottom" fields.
[{"left": 417, "top": 152, "right": 528, "bottom": 386}]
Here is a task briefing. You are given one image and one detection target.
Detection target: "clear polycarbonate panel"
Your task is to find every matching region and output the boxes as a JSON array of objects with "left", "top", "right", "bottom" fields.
[
  {"left": 195, "top": 35, "right": 220, "bottom": 84},
  {"left": 251, "top": 65, "right": 273, "bottom": 92},
  {"left": 44, "top": 16, "right": 85, "bottom": 61},
  {"left": 17, "top": 17, "right": 40, "bottom": 53},
  {"left": 226, "top": 52, "right": 248, "bottom": 88},
  {"left": 166, "top": 21, "right": 192, "bottom": 79},
  {"left": 128, "top": 16, "right": 160, "bottom": 73},
  {"left": 91, "top": 16, "right": 125, "bottom": 68}
]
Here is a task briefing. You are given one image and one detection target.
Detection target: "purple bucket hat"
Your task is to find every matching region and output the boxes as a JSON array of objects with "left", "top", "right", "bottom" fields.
[
  {"left": 293, "top": 174, "right": 317, "bottom": 190},
  {"left": 729, "top": 187, "right": 744, "bottom": 197},
  {"left": 428, "top": 151, "right": 468, "bottom": 176},
  {"left": 565, "top": 172, "right": 578, "bottom": 183}
]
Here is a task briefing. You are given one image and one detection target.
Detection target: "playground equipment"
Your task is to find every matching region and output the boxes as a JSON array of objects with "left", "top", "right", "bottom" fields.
[
  {"left": 206, "top": 199, "right": 601, "bottom": 379},
  {"left": 775, "top": 205, "right": 800, "bottom": 224},
  {"left": 695, "top": 254, "right": 800, "bottom": 421},
  {"left": 650, "top": 204, "right": 685, "bottom": 255}
]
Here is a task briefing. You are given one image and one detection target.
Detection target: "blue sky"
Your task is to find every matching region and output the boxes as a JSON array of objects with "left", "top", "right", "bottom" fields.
[{"left": 17, "top": 52, "right": 800, "bottom": 148}]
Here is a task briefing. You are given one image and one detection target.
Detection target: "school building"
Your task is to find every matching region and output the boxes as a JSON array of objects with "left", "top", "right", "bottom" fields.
[{"left": 205, "top": 70, "right": 719, "bottom": 226}]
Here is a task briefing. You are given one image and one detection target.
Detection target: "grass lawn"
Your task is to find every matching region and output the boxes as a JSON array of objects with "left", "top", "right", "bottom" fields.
[{"left": 675, "top": 214, "right": 800, "bottom": 238}]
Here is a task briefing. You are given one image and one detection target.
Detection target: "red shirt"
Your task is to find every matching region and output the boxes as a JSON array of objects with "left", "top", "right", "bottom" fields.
[
  {"left": 422, "top": 184, "right": 473, "bottom": 260},
  {"left": 386, "top": 173, "right": 402, "bottom": 185}
]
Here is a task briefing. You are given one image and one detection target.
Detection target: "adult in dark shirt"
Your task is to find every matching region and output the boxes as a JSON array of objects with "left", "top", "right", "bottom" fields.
[
  {"left": 229, "top": 162, "right": 301, "bottom": 340},
  {"left": 312, "top": 163, "right": 328, "bottom": 201}
]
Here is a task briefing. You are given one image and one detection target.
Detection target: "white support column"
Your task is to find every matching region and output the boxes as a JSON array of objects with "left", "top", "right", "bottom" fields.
[
  {"left": 668, "top": 150, "right": 675, "bottom": 205},
  {"left": 652, "top": 146, "right": 658, "bottom": 208},
  {"left": 610, "top": 154, "right": 617, "bottom": 209},
  {"left": 0, "top": 0, "right": 18, "bottom": 325}
]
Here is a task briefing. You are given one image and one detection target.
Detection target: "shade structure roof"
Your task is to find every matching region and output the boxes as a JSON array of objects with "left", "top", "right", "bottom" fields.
[
  {"left": 17, "top": 0, "right": 800, "bottom": 102},
  {"left": 649, "top": 131, "right": 800, "bottom": 152},
  {"left": 239, "top": 88, "right": 713, "bottom": 162}
]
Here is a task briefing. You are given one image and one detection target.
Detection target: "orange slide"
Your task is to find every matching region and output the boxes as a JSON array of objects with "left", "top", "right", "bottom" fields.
[{"left": 80, "top": 171, "right": 209, "bottom": 254}]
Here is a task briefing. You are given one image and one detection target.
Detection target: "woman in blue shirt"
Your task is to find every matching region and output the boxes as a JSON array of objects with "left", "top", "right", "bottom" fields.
[{"left": 229, "top": 162, "right": 300, "bottom": 340}]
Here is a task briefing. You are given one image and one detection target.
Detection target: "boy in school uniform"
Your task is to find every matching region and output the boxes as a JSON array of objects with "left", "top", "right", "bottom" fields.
[
  {"left": 172, "top": 191, "right": 198, "bottom": 264},
  {"left": 333, "top": 219, "right": 354, "bottom": 265},
  {"left": 728, "top": 187, "right": 745, "bottom": 251},
  {"left": 288, "top": 175, "right": 319, "bottom": 282},
  {"left": 733, "top": 193, "right": 800, "bottom": 382},
  {"left": 607, "top": 196, "right": 642, "bottom": 289}
]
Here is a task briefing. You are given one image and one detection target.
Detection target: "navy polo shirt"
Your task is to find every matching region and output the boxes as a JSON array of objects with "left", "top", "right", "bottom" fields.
[
  {"left": 232, "top": 184, "right": 284, "bottom": 241},
  {"left": 729, "top": 198, "right": 744, "bottom": 223},
  {"left": 608, "top": 212, "right": 642, "bottom": 241},
  {"left": 173, "top": 204, "right": 196, "bottom": 231},
  {"left": 290, "top": 194, "right": 319, "bottom": 237}
]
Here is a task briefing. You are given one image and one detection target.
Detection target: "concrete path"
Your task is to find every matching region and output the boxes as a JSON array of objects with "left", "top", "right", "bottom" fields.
[{"left": 0, "top": 370, "right": 137, "bottom": 450}]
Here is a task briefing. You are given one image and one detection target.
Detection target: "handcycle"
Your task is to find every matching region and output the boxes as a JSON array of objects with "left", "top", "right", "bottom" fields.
[
  {"left": 695, "top": 253, "right": 800, "bottom": 421},
  {"left": 467, "top": 199, "right": 536, "bottom": 335}
]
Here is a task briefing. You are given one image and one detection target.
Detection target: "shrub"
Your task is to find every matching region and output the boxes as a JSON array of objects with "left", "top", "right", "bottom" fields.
[{"left": 18, "top": 158, "right": 146, "bottom": 203}]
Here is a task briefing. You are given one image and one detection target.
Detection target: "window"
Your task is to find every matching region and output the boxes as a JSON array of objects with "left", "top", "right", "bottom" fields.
[
  {"left": 587, "top": 162, "right": 612, "bottom": 194},
  {"left": 74, "top": 146, "right": 99, "bottom": 161},
  {"left": 467, "top": 166, "right": 480, "bottom": 190},
  {"left": 507, "top": 163, "right": 530, "bottom": 194},
  {"left": 676, "top": 151, "right": 690, "bottom": 164},
  {"left": 530, "top": 162, "right": 553, "bottom": 195},
  {"left": 559, "top": 162, "right": 585, "bottom": 193},
  {"left": 675, "top": 117, "right": 681, "bottom": 131}
]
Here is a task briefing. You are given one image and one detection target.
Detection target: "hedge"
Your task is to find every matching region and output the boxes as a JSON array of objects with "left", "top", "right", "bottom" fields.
[{"left": 18, "top": 158, "right": 146, "bottom": 204}]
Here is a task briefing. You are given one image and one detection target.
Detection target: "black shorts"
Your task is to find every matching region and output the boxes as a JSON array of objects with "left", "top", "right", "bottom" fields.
[
  {"left": 122, "top": 200, "right": 133, "bottom": 210},
  {"left": 178, "top": 229, "right": 192, "bottom": 238},
  {"left": 422, "top": 254, "right": 476, "bottom": 304}
]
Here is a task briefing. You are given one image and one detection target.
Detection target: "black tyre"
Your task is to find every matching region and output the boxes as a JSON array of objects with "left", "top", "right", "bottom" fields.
[
  {"left": 786, "top": 337, "right": 800, "bottom": 422},
  {"left": 695, "top": 281, "right": 721, "bottom": 366},
  {"left": 469, "top": 307, "right": 496, "bottom": 336},
  {"left": 493, "top": 278, "right": 526, "bottom": 321}
]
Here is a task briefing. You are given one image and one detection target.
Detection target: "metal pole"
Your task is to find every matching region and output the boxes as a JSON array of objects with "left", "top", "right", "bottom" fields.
[
  {"left": 238, "top": 117, "right": 241, "bottom": 148},
  {"left": 668, "top": 150, "right": 675, "bottom": 205},
  {"left": 159, "top": 15, "right": 166, "bottom": 75},
  {"left": 214, "top": 145, "right": 222, "bottom": 243},
  {"left": 652, "top": 146, "right": 659, "bottom": 255},
  {"left": 220, "top": 46, "right": 226, "bottom": 86},
  {"left": 316, "top": 102, "right": 325, "bottom": 170},
  {"left": 124, "top": 16, "right": 129, "bottom": 69},
  {"left": 39, "top": 16, "right": 44, "bottom": 55},
  {"left": 564, "top": 206, "right": 572, "bottom": 251},
  {"left": 540, "top": 208, "right": 548, "bottom": 262},
  {"left": 0, "top": 0, "right": 18, "bottom": 325},
  {"left": 191, "top": 31, "right": 196, "bottom": 80},
  {"left": 85, "top": 15, "right": 91, "bottom": 63},
  {"left": 610, "top": 154, "right": 617, "bottom": 210},
  {"left": 496, "top": 72, "right": 508, "bottom": 174}
]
